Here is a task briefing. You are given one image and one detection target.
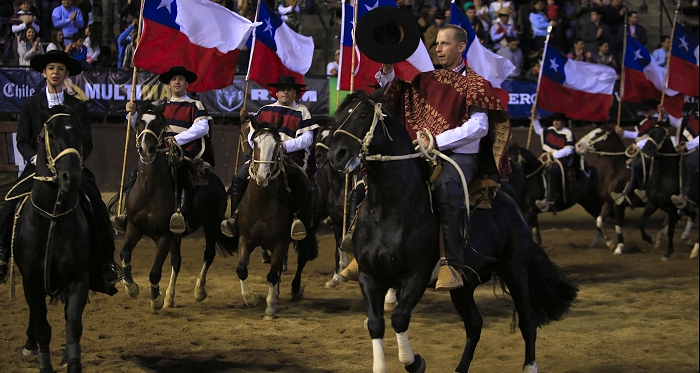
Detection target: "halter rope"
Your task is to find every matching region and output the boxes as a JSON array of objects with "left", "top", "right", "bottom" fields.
[
  {"left": 249, "top": 129, "right": 284, "bottom": 182},
  {"left": 34, "top": 113, "right": 83, "bottom": 182}
]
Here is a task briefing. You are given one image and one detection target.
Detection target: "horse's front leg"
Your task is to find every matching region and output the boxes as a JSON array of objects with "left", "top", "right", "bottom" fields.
[
  {"left": 149, "top": 235, "right": 173, "bottom": 310},
  {"left": 119, "top": 228, "right": 143, "bottom": 298},
  {"left": 449, "top": 284, "right": 483, "bottom": 373},
  {"left": 392, "top": 273, "right": 429, "bottom": 373},
  {"left": 264, "top": 242, "right": 287, "bottom": 320},
  {"left": 195, "top": 224, "right": 219, "bottom": 302},
  {"left": 23, "top": 279, "right": 52, "bottom": 372},
  {"left": 613, "top": 204, "right": 626, "bottom": 255},
  {"left": 237, "top": 236, "right": 258, "bottom": 307},
  {"left": 164, "top": 235, "right": 182, "bottom": 308},
  {"left": 638, "top": 202, "right": 658, "bottom": 245},
  {"left": 63, "top": 275, "right": 89, "bottom": 373},
  {"left": 325, "top": 229, "right": 346, "bottom": 288},
  {"left": 359, "top": 272, "right": 390, "bottom": 373},
  {"left": 661, "top": 207, "right": 680, "bottom": 261}
]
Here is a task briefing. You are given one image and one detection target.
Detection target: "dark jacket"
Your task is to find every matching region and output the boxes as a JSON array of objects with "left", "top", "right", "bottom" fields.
[
  {"left": 579, "top": 20, "right": 609, "bottom": 54},
  {"left": 619, "top": 23, "right": 647, "bottom": 47},
  {"left": 17, "top": 89, "right": 93, "bottom": 164}
]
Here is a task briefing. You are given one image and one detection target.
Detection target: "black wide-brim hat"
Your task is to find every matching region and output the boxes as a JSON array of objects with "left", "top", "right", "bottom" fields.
[
  {"left": 14, "top": 0, "right": 36, "bottom": 8},
  {"left": 158, "top": 66, "right": 198, "bottom": 84},
  {"left": 356, "top": 7, "right": 421, "bottom": 64},
  {"left": 639, "top": 98, "right": 660, "bottom": 111},
  {"left": 267, "top": 75, "right": 306, "bottom": 89},
  {"left": 30, "top": 50, "right": 83, "bottom": 76},
  {"left": 550, "top": 112, "right": 568, "bottom": 121}
]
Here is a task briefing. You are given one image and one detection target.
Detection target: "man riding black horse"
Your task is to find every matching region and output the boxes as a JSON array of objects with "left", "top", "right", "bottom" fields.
[
  {"left": 671, "top": 107, "right": 699, "bottom": 210},
  {"left": 0, "top": 50, "right": 120, "bottom": 293},
  {"left": 221, "top": 76, "right": 319, "bottom": 242},
  {"left": 117, "top": 66, "right": 216, "bottom": 234}
]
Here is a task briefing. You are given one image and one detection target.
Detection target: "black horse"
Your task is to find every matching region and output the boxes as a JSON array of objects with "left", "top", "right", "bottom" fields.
[
  {"left": 639, "top": 125, "right": 697, "bottom": 260},
  {"left": 13, "top": 107, "right": 90, "bottom": 373},
  {"left": 117, "top": 106, "right": 235, "bottom": 310},
  {"left": 326, "top": 91, "right": 578, "bottom": 373},
  {"left": 509, "top": 144, "right": 605, "bottom": 245}
]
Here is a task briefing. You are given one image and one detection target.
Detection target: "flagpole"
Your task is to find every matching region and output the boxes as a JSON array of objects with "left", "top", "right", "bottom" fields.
[
  {"left": 349, "top": 0, "right": 359, "bottom": 94},
  {"left": 660, "top": 1, "right": 681, "bottom": 111},
  {"left": 616, "top": 9, "right": 628, "bottom": 129},
  {"left": 526, "top": 24, "right": 553, "bottom": 150},
  {"left": 117, "top": 0, "right": 146, "bottom": 217}
]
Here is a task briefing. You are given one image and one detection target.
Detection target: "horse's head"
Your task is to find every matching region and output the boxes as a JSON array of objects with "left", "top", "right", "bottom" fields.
[
  {"left": 249, "top": 117, "right": 284, "bottom": 187},
  {"left": 642, "top": 125, "right": 673, "bottom": 157},
  {"left": 135, "top": 105, "right": 168, "bottom": 163},
  {"left": 39, "top": 106, "right": 83, "bottom": 193},
  {"left": 576, "top": 128, "right": 607, "bottom": 154},
  {"left": 327, "top": 89, "right": 386, "bottom": 174}
]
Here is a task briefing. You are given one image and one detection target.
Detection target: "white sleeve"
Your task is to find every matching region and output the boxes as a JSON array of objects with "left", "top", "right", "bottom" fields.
[
  {"left": 622, "top": 129, "right": 637, "bottom": 139},
  {"left": 635, "top": 138, "right": 648, "bottom": 149},
  {"left": 12, "top": 23, "right": 26, "bottom": 33},
  {"left": 686, "top": 136, "right": 699, "bottom": 151},
  {"left": 247, "top": 122, "right": 255, "bottom": 149},
  {"left": 375, "top": 69, "right": 395, "bottom": 87},
  {"left": 283, "top": 130, "right": 314, "bottom": 154},
  {"left": 434, "top": 109, "right": 489, "bottom": 151},
  {"left": 667, "top": 115, "right": 680, "bottom": 128},
  {"left": 126, "top": 111, "right": 138, "bottom": 128},
  {"left": 552, "top": 147, "right": 573, "bottom": 158},
  {"left": 532, "top": 117, "right": 543, "bottom": 136},
  {"left": 174, "top": 117, "right": 209, "bottom": 145}
]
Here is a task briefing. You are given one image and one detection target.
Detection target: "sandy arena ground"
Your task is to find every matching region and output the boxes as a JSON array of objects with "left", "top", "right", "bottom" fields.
[{"left": 0, "top": 206, "right": 698, "bottom": 373}]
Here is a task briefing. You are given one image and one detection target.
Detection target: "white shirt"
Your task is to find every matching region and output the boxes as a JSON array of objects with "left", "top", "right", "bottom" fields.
[
  {"left": 46, "top": 86, "right": 65, "bottom": 108},
  {"left": 127, "top": 95, "right": 210, "bottom": 146},
  {"left": 622, "top": 114, "right": 679, "bottom": 149},
  {"left": 375, "top": 68, "right": 490, "bottom": 155},
  {"left": 11, "top": 11, "right": 40, "bottom": 35}
]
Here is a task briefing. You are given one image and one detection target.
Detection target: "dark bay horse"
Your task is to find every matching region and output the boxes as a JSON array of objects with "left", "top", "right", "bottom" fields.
[
  {"left": 119, "top": 107, "right": 235, "bottom": 310},
  {"left": 13, "top": 107, "right": 89, "bottom": 373},
  {"left": 236, "top": 119, "right": 319, "bottom": 319},
  {"left": 640, "top": 125, "right": 697, "bottom": 260},
  {"left": 509, "top": 144, "right": 605, "bottom": 246},
  {"left": 326, "top": 91, "right": 578, "bottom": 373}
]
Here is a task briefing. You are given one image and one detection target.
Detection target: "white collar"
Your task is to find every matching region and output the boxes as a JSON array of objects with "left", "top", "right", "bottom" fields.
[
  {"left": 169, "top": 94, "right": 190, "bottom": 102},
  {"left": 45, "top": 86, "right": 65, "bottom": 108}
]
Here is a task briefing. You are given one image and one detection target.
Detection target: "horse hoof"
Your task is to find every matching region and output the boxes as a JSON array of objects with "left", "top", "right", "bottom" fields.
[
  {"left": 194, "top": 288, "right": 207, "bottom": 302},
  {"left": 164, "top": 298, "right": 175, "bottom": 309},
  {"left": 151, "top": 295, "right": 164, "bottom": 310},
  {"left": 291, "top": 287, "right": 305, "bottom": 301},
  {"left": 243, "top": 293, "right": 259, "bottom": 307},
  {"left": 363, "top": 318, "right": 369, "bottom": 330},
  {"left": 523, "top": 362, "right": 538, "bottom": 373},
  {"left": 405, "top": 354, "right": 426, "bottom": 373},
  {"left": 384, "top": 301, "right": 398, "bottom": 313},
  {"left": 613, "top": 244, "right": 624, "bottom": 255},
  {"left": 123, "top": 280, "right": 139, "bottom": 298},
  {"left": 23, "top": 348, "right": 38, "bottom": 356},
  {"left": 661, "top": 256, "right": 671, "bottom": 262},
  {"left": 690, "top": 244, "right": 699, "bottom": 259},
  {"left": 264, "top": 309, "right": 277, "bottom": 320},
  {"left": 324, "top": 277, "right": 340, "bottom": 288}
]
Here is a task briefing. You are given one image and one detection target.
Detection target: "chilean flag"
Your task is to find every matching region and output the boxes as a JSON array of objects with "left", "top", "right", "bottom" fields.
[
  {"left": 134, "top": 0, "right": 256, "bottom": 92},
  {"left": 537, "top": 46, "right": 616, "bottom": 121},
  {"left": 247, "top": 0, "right": 314, "bottom": 93},
  {"left": 623, "top": 35, "right": 684, "bottom": 119},
  {"left": 668, "top": 24, "right": 699, "bottom": 98},
  {"left": 449, "top": 0, "right": 515, "bottom": 93},
  {"left": 337, "top": 0, "right": 433, "bottom": 92}
]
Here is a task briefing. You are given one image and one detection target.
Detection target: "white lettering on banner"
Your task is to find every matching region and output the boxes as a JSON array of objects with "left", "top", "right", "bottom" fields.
[
  {"left": 3, "top": 83, "right": 35, "bottom": 99},
  {"left": 114, "top": 85, "right": 125, "bottom": 100},
  {"left": 84, "top": 83, "right": 145, "bottom": 100},
  {"left": 251, "top": 89, "right": 269, "bottom": 101},
  {"left": 519, "top": 93, "right": 532, "bottom": 105},
  {"left": 508, "top": 94, "right": 519, "bottom": 105},
  {"left": 85, "top": 83, "right": 99, "bottom": 99},
  {"left": 507, "top": 93, "right": 537, "bottom": 105},
  {"left": 299, "top": 91, "right": 317, "bottom": 102}
]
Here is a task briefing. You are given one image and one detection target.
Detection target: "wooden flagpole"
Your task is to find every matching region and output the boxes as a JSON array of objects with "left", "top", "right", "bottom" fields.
[
  {"left": 616, "top": 9, "right": 628, "bottom": 129},
  {"left": 526, "top": 24, "right": 553, "bottom": 150},
  {"left": 237, "top": 0, "right": 262, "bottom": 173},
  {"left": 660, "top": 1, "right": 681, "bottom": 112},
  {"left": 343, "top": 0, "right": 361, "bottom": 238}
]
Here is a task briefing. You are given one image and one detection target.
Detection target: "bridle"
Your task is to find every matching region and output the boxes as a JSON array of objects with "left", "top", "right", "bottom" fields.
[
  {"left": 34, "top": 113, "right": 83, "bottom": 183},
  {"left": 577, "top": 128, "right": 627, "bottom": 157},
  {"left": 135, "top": 111, "right": 167, "bottom": 164},
  {"left": 249, "top": 128, "right": 284, "bottom": 182},
  {"left": 643, "top": 126, "right": 679, "bottom": 157}
]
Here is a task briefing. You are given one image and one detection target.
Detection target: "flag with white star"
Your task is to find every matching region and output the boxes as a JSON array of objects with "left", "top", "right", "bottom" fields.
[{"left": 668, "top": 24, "right": 699, "bottom": 98}]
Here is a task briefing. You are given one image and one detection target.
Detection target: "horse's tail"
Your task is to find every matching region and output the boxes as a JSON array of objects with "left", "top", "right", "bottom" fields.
[
  {"left": 216, "top": 232, "right": 238, "bottom": 257},
  {"left": 526, "top": 241, "right": 578, "bottom": 327}
]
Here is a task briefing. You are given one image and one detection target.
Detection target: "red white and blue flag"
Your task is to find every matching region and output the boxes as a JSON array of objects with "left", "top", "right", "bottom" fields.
[
  {"left": 134, "top": 0, "right": 256, "bottom": 92},
  {"left": 623, "top": 35, "right": 684, "bottom": 119},
  {"left": 449, "top": 0, "right": 515, "bottom": 91},
  {"left": 668, "top": 24, "right": 699, "bottom": 98},
  {"left": 247, "top": 0, "right": 314, "bottom": 93},
  {"left": 338, "top": 0, "right": 433, "bottom": 92},
  {"left": 537, "top": 46, "right": 616, "bottom": 121}
]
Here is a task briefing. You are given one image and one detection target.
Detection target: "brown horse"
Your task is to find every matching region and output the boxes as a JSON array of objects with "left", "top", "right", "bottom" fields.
[
  {"left": 236, "top": 118, "right": 319, "bottom": 319},
  {"left": 118, "top": 106, "right": 235, "bottom": 310}
]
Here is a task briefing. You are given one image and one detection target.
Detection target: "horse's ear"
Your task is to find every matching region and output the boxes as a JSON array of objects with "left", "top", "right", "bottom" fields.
[{"left": 368, "top": 85, "right": 387, "bottom": 103}]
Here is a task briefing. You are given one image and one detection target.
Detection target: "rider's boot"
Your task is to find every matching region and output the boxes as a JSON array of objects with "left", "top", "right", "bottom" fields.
[
  {"left": 169, "top": 188, "right": 188, "bottom": 234},
  {"left": 221, "top": 176, "right": 247, "bottom": 238},
  {"left": 340, "top": 257, "right": 359, "bottom": 282},
  {"left": 535, "top": 172, "right": 557, "bottom": 212},
  {"left": 111, "top": 167, "right": 138, "bottom": 233},
  {"left": 671, "top": 169, "right": 697, "bottom": 209},
  {"left": 340, "top": 183, "right": 365, "bottom": 253}
]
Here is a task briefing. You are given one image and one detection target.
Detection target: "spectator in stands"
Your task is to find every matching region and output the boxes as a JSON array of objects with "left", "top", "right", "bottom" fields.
[
  {"left": 417, "top": 6, "right": 435, "bottom": 35},
  {"left": 278, "top": 0, "right": 302, "bottom": 32},
  {"left": 1, "top": 2, "right": 14, "bottom": 64},
  {"left": 116, "top": 18, "right": 135, "bottom": 68},
  {"left": 52, "top": 0, "right": 84, "bottom": 46},
  {"left": 424, "top": 9, "right": 445, "bottom": 67},
  {"left": 547, "top": 0, "right": 559, "bottom": 22},
  {"left": 465, "top": 5, "right": 487, "bottom": 43},
  {"left": 46, "top": 28, "right": 63, "bottom": 51},
  {"left": 589, "top": 40, "right": 616, "bottom": 69},
  {"left": 529, "top": 0, "right": 550, "bottom": 50},
  {"left": 579, "top": 8, "right": 608, "bottom": 54},
  {"left": 17, "top": 24, "right": 44, "bottom": 66},
  {"left": 121, "top": 29, "right": 137, "bottom": 71},
  {"left": 489, "top": 0, "right": 515, "bottom": 25},
  {"left": 601, "top": 0, "right": 625, "bottom": 37},
  {"left": 473, "top": 0, "right": 491, "bottom": 26},
  {"left": 491, "top": 7, "right": 516, "bottom": 51},
  {"left": 525, "top": 59, "right": 540, "bottom": 81},
  {"left": 65, "top": 32, "right": 87, "bottom": 68},
  {"left": 8, "top": 0, "right": 41, "bottom": 64},
  {"left": 101, "top": 0, "right": 119, "bottom": 55},
  {"left": 38, "top": 0, "right": 60, "bottom": 40},
  {"left": 620, "top": 11, "right": 646, "bottom": 46},
  {"left": 84, "top": 23, "right": 99, "bottom": 67},
  {"left": 497, "top": 36, "right": 523, "bottom": 77},
  {"left": 653, "top": 35, "right": 670, "bottom": 67},
  {"left": 570, "top": 0, "right": 592, "bottom": 37},
  {"left": 326, "top": 49, "right": 339, "bottom": 77},
  {"left": 567, "top": 37, "right": 589, "bottom": 61}
]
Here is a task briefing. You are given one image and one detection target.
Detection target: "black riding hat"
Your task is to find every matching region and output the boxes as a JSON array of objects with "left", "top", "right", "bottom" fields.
[
  {"left": 355, "top": 7, "right": 421, "bottom": 64},
  {"left": 550, "top": 112, "right": 568, "bottom": 121},
  {"left": 158, "top": 66, "right": 198, "bottom": 84},
  {"left": 639, "top": 98, "right": 660, "bottom": 111},
  {"left": 30, "top": 50, "right": 83, "bottom": 76},
  {"left": 267, "top": 75, "right": 306, "bottom": 89}
]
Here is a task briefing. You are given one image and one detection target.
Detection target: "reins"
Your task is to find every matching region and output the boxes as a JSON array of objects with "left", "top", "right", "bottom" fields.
[{"left": 249, "top": 129, "right": 284, "bottom": 182}]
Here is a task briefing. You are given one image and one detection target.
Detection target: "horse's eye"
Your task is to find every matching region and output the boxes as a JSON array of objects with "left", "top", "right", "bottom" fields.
[{"left": 360, "top": 113, "right": 367, "bottom": 119}]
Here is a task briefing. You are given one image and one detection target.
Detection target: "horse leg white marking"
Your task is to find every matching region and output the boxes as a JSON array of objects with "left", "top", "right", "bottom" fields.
[
  {"left": 151, "top": 284, "right": 164, "bottom": 310},
  {"left": 682, "top": 218, "right": 693, "bottom": 242},
  {"left": 164, "top": 267, "right": 177, "bottom": 308},
  {"left": 264, "top": 282, "right": 279, "bottom": 320},
  {"left": 121, "top": 260, "right": 139, "bottom": 298},
  {"left": 654, "top": 227, "right": 666, "bottom": 250},
  {"left": 395, "top": 331, "right": 415, "bottom": 366},
  {"left": 384, "top": 288, "right": 398, "bottom": 312},
  {"left": 690, "top": 243, "right": 699, "bottom": 259},
  {"left": 325, "top": 273, "right": 342, "bottom": 288},
  {"left": 372, "top": 338, "right": 388, "bottom": 373},
  {"left": 240, "top": 279, "right": 258, "bottom": 307},
  {"left": 615, "top": 225, "right": 623, "bottom": 234},
  {"left": 194, "top": 262, "right": 208, "bottom": 302},
  {"left": 523, "top": 362, "right": 538, "bottom": 373},
  {"left": 614, "top": 243, "right": 624, "bottom": 255},
  {"left": 339, "top": 250, "right": 348, "bottom": 269}
]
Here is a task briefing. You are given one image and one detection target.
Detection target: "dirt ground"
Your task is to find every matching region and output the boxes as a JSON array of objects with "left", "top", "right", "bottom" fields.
[{"left": 0, "top": 206, "right": 698, "bottom": 373}]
